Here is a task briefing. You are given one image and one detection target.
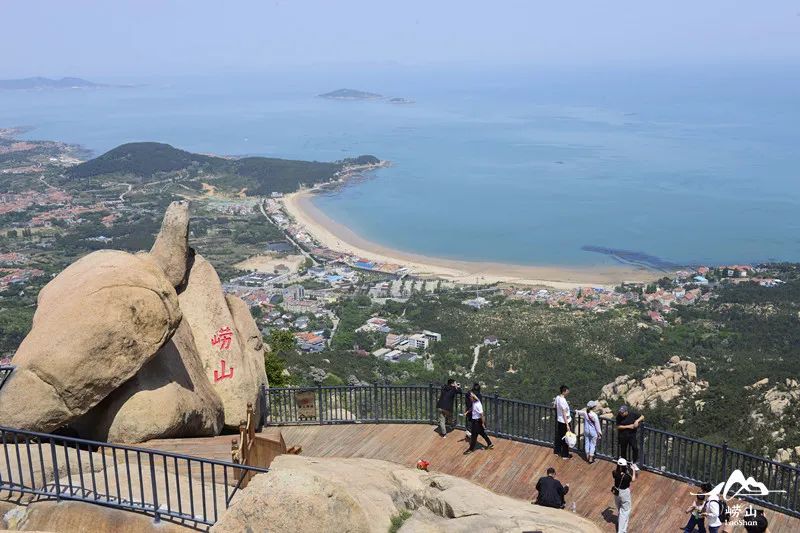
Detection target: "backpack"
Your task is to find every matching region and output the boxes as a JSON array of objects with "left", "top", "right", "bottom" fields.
[
  {"left": 711, "top": 498, "right": 730, "bottom": 523},
  {"left": 718, "top": 499, "right": 730, "bottom": 523}
]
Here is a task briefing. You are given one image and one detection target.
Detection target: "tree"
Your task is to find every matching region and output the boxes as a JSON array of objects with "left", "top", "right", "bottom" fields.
[
  {"left": 6, "top": 230, "right": 17, "bottom": 238},
  {"left": 268, "top": 329, "right": 296, "bottom": 355},
  {"left": 265, "top": 352, "right": 292, "bottom": 387}
]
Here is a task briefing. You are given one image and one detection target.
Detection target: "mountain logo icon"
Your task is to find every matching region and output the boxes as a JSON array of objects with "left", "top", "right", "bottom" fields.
[{"left": 693, "top": 469, "right": 787, "bottom": 500}]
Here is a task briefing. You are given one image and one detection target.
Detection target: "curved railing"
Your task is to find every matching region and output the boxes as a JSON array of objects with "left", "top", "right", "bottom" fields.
[
  {"left": 0, "top": 425, "right": 268, "bottom": 527},
  {"left": 265, "top": 384, "right": 800, "bottom": 518}
]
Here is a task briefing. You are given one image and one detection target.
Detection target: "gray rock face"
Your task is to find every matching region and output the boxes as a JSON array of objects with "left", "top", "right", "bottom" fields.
[{"left": 212, "top": 455, "right": 600, "bottom": 533}]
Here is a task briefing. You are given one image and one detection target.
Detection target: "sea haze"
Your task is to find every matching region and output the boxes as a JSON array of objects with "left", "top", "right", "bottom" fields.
[{"left": 2, "top": 65, "right": 798, "bottom": 268}]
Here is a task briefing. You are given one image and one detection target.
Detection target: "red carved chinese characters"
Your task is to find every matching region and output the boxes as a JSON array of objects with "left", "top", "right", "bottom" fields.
[
  {"left": 211, "top": 326, "right": 233, "bottom": 350},
  {"left": 213, "top": 359, "right": 234, "bottom": 382}
]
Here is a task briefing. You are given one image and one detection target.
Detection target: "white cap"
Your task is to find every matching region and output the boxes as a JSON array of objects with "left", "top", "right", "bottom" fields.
[
  {"left": 617, "top": 457, "right": 628, "bottom": 466},
  {"left": 586, "top": 400, "right": 598, "bottom": 409}
]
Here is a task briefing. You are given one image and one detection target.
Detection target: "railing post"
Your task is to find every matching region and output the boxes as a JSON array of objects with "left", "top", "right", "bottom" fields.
[
  {"left": 49, "top": 437, "right": 60, "bottom": 501},
  {"left": 149, "top": 453, "right": 160, "bottom": 523},
  {"left": 317, "top": 385, "right": 324, "bottom": 424},
  {"left": 373, "top": 383, "right": 380, "bottom": 423},
  {"left": 639, "top": 424, "right": 646, "bottom": 468},
  {"left": 492, "top": 392, "right": 498, "bottom": 435},
  {"left": 721, "top": 441, "right": 729, "bottom": 483},
  {"left": 428, "top": 383, "right": 434, "bottom": 423}
]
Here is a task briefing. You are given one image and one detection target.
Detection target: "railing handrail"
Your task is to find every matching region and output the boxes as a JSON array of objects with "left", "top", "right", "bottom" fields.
[
  {"left": 263, "top": 383, "right": 800, "bottom": 519},
  {"left": 0, "top": 424, "right": 269, "bottom": 472},
  {"left": 1, "top": 424, "right": 269, "bottom": 527}
]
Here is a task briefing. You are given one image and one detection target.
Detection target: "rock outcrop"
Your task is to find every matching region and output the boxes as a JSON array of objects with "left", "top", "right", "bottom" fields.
[
  {"left": 212, "top": 455, "right": 600, "bottom": 533},
  {"left": 0, "top": 250, "right": 181, "bottom": 433},
  {"left": 0, "top": 202, "right": 267, "bottom": 442},
  {"left": 179, "top": 255, "right": 267, "bottom": 429},
  {"left": 72, "top": 320, "right": 225, "bottom": 443},
  {"left": 147, "top": 200, "right": 192, "bottom": 288},
  {"left": 597, "top": 356, "right": 708, "bottom": 416}
]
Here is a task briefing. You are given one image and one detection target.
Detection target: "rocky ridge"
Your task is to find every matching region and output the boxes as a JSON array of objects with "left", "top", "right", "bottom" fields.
[{"left": 597, "top": 356, "right": 708, "bottom": 417}]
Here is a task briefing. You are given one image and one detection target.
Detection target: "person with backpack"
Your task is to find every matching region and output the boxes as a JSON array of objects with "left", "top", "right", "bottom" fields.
[
  {"left": 612, "top": 457, "right": 636, "bottom": 533},
  {"left": 703, "top": 485, "right": 730, "bottom": 533},
  {"left": 436, "top": 379, "right": 461, "bottom": 437},
  {"left": 553, "top": 385, "right": 572, "bottom": 459}
]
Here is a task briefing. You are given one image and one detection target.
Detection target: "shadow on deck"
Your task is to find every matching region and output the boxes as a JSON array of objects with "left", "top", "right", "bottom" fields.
[{"left": 146, "top": 424, "right": 800, "bottom": 532}]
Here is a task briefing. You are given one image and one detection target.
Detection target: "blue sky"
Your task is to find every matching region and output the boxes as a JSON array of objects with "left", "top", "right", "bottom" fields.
[{"left": 3, "top": 0, "right": 799, "bottom": 77}]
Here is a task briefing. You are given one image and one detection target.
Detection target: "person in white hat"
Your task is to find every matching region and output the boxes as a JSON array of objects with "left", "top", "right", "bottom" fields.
[
  {"left": 577, "top": 400, "right": 603, "bottom": 464},
  {"left": 612, "top": 457, "right": 636, "bottom": 533}
]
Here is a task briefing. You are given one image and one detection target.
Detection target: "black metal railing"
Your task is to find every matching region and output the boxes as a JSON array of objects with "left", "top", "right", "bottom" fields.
[
  {"left": 0, "top": 365, "right": 12, "bottom": 392},
  {"left": 0, "top": 425, "right": 269, "bottom": 527},
  {"left": 265, "top": 384, "right": 800, "bottom": 518}
]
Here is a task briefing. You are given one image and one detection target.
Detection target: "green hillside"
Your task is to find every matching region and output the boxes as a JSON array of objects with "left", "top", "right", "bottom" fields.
[{"left": 65, "top": 142, "right": 378, "bottom": 194}]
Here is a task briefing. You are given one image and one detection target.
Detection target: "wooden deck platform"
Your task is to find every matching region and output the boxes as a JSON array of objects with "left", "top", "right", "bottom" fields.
[{"left": 146, "top": 424, "right": 800, "bottom": 532}]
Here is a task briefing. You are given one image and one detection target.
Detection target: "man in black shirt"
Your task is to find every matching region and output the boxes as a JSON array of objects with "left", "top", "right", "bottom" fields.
[
  {"left": 436, "top": 379, "right": 461, "bottom": 437},
  {"left": 616, "top": 405, "right": 644, "bottom": 470},
  {"left": 534, "top": 467, "right": 569, "bottom": 509}
]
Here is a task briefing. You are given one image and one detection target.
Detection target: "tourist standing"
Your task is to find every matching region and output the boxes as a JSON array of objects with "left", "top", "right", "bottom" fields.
[
  {"left": 553, "top": 385, "right": 572, "bottom": 459},
  {"left": 578, "top": 400, "right": 602, "bottom": 464},
  {"left": 436, "top": 379, "right": 461, "bottom": 437},
  {"left": 463, "top": 383, "right": 482, "bottom": 441},
  {"left": 463, "top": 390, "right": 493, "bottom": 454},
  {"left": 612, "top": 458, "right": 636, "bottom": 533},
  {"left": 616, "top": 405, "right": 644, "bottom": 470},
  {"left": 534, "top": 467, "right": 570, "bottom": 509}
]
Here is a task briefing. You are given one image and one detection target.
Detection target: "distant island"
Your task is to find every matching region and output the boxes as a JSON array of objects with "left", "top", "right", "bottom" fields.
[
  {"left": 318, "top": 89, "right": 384, "bottom": 100},
  {"left": 0, "top": 77, "right": 121, "bottom": 90},
  {"left": 318, "top": 88, "right": 414, "bottom": 104}
]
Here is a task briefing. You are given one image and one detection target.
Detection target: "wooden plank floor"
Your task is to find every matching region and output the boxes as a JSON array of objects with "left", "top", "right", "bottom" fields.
[{"left": 146, "top": 424, "right": 800, "bottom": 532}]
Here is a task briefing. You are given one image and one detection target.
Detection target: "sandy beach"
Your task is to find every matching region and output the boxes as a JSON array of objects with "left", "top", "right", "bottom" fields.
[{"left": 282, "top": 188, "right": 657, "bottom": 289}]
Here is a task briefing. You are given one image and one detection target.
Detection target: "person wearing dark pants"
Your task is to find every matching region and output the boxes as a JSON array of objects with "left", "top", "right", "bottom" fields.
[
  {"left": 464, "top": 391, "right": 493, "bottom": 454},
  {"left": 616, "top": 405, "right": 644, "bottom": 470},
  {"left": 553, "top": 385, "right": 572, "bottom": 459},
  {"left": 436, "top": 379, "right": 461, "bottom": 437},
  {"left": 534, "top": 467, "right": 570, "bottom": 509}
]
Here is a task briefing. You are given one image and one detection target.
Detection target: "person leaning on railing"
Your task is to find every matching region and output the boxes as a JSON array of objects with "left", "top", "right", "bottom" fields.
[
  {"left": 616, "top": 405, "right": 644, "bottom": 471},
  {"left": 436, "top": 379, "right": 461, "bottom": 438}
]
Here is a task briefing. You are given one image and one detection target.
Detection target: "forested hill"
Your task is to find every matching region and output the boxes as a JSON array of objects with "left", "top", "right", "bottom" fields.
[{"left": 65, "top": 142, "right": 379, "bottom": 195}]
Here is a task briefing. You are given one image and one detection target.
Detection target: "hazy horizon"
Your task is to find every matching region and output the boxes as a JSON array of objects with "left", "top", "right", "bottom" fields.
[{"left": 3, "top": 1, "right": 800, "bottom": 78}]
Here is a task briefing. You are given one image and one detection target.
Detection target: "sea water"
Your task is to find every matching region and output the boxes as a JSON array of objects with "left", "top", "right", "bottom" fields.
[{"left": 2, "top": 65, "right": 798, "bottom": 267}]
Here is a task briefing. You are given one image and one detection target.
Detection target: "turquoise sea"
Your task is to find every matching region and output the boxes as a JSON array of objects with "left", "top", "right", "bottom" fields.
[{"left": 2, "top": 65, "right": 799, "bottom": 267}]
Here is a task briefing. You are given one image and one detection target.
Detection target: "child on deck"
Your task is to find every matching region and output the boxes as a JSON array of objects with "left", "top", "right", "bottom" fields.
[{"left": 683, "top": 490, "right": 707, "bottom": 533}]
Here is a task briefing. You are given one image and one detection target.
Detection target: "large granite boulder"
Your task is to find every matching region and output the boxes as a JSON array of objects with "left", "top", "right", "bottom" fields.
[
  {"left": 226, "top": 294, "right": 269, "bottom": 419},
  {"left": 148, "top": 200, "right": 192, "bottom": 288},
  {"left": 0, "top": 250, "right": 181, "bottom": 432},
  {"left": 179, "top": 255, "right": 267, "bottom": 428},
  {"left": 212, "top": 455, "right": 600, "bottom": 533},
  {"left": 71, "top": 319, "right": 225, "bottom": 443}
]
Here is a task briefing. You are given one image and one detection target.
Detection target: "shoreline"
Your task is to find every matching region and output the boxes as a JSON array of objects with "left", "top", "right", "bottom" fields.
[{"left": 282, "top": 187, "right": 658, "bottom": 289}]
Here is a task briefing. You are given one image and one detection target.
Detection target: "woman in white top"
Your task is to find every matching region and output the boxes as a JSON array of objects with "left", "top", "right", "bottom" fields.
[
  {"left": 578, "top": 400, "right": 603, "bottom": 464},
  {"left": 463, "top": 391, "right": 493, "bottom": 454},
  {"left": 553, "top": 385, "right": 572, "bottom": 459}
]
